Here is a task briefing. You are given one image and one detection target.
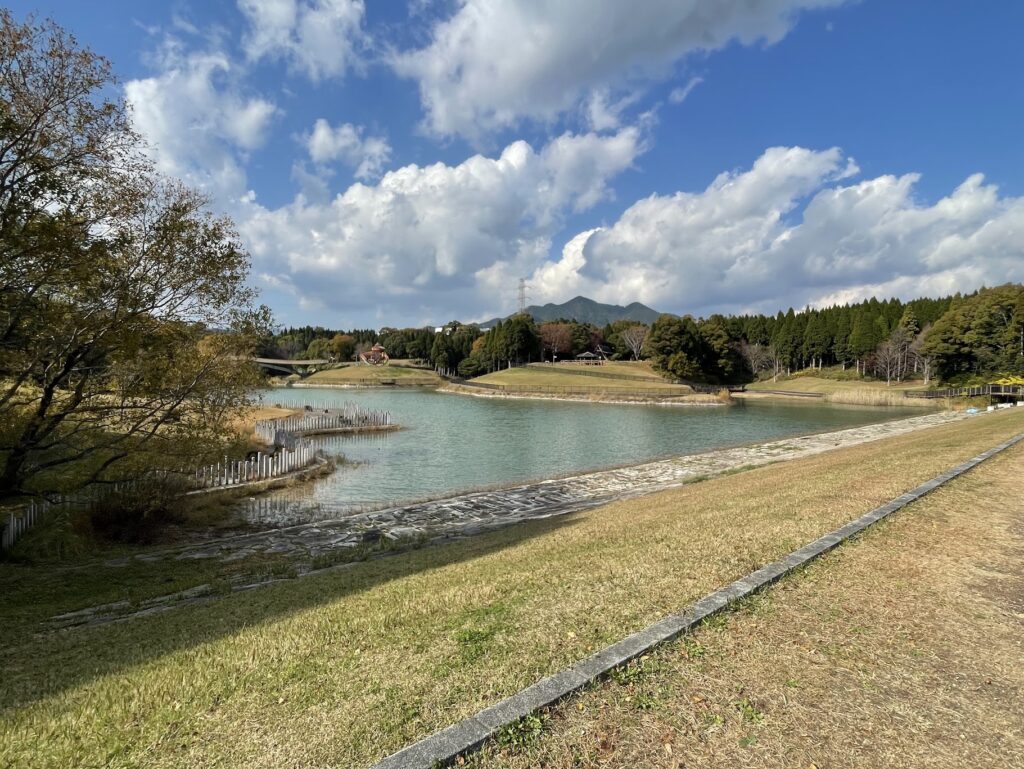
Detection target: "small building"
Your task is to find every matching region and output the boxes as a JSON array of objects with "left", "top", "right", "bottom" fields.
[
  {"left": 360, "top": 343, "right": 390, "bottom": 365},
  {"left": 574, "top": 351, "right": 603, "bottom": 365}
]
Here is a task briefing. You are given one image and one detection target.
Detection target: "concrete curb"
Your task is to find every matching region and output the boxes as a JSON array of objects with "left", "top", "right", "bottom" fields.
[{"left": 370, "top": 431, "right": 1024, "bottom": 769}]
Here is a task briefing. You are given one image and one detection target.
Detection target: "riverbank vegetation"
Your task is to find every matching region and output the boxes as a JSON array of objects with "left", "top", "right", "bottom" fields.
[
  {"left": 2, "top": 410, "right": 1022, "bottom": 768},
  {"left": 741, "top": 374, "right": 937, "bottom": 406},
  {"left": 259, "top": 284, "right": 1024, "bottom": 394},
  {"left": 0, "top": 15, "right": 267, "bottom": 535},
  {"left": 302, "top": 363, "right": 444, "bottom": 387}
]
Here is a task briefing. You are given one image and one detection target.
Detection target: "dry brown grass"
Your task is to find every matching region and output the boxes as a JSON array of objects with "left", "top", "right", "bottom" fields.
[
  {"left": 824, "top": 387, "right": 930, "bottom": 406},
  {"left": 747, "top": 376, "right": 927, "bottom": 394},
  {"left": 2, "top": 411, "right": 1023, "bottom": 768},
  {"left": 230, "top": 405, "right": 301, "bottom": 436},
  {"left": 476, "top": 439, "right": 1024, "bottom": 769}
]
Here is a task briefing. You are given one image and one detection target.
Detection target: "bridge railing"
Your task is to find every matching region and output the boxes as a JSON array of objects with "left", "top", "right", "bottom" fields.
[{"left": 904, "top": 385, "right": 1024, "bottom": 399}]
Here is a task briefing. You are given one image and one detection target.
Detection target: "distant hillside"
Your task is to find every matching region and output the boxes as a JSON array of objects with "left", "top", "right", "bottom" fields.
[{"left": 481, "top": 296, "right": 664, "bottom": 327}]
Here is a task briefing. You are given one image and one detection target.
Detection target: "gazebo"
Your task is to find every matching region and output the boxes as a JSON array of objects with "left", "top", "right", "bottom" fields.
[{"left": 574, "top": 351, "right": 603, "bottom": 365}]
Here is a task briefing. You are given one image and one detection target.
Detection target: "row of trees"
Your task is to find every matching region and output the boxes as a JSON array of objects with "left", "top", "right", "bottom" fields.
[
  {"left": 642, "top": 285, "right": 1023, "bottom": 385},
  {"left": 264, "top": 283, "right": 1023, "bottom": 387}
]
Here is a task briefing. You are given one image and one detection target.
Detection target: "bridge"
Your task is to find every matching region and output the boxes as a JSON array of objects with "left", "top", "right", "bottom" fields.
[
  {"left": 905, "top": 384, "right": 1024, "bottom": 400},
  {"left": 253, "top": 357, "right": 330, "bottom": 375}
]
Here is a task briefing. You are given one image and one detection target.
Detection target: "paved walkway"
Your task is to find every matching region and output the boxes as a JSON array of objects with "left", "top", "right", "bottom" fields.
[{"left": 135, "top": 411, "right": 965, "bottom": 565}]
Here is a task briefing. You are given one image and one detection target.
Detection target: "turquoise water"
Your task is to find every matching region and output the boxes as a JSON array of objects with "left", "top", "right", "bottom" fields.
[{"left": 242, "top": 387, "right": 921, "bottom": 525}]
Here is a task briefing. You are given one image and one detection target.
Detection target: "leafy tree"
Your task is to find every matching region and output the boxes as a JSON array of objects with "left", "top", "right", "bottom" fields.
[
  {"left": 502, "top": 313, "right": 542, "bottom": 366},
  {"left": 898, "top": 307, "right": 921, "bottom": 336},
  {"left": 848, "top": 310, "right": 880, "bottom": 374},
  {"left": 831, "top": 310, "right": 852, "bottom": 368},
  {"left": 644, "top": 315, "right": 707, "bottom": 379},
  {"left": 802, "top": 311, "right": 829, "bottom": 368},
  {"left": 568, "top": 321, "right": 594, "bottom": 356},
  {"left": 698, "top": 315, "right": 741, "bottom": 382},
  {"left": 0, "top": 13, "right": 267, "bottom": 501},
  {"left": 538, "top": 322, "right": 573, "bottom": 361},
  {"left": 305, "top": 338, "right": 332, "bottom": 360},
  {"left": 429, "top": 332, "right": 456, "bottom": 375},
  {"left": 921, "top": 284, "right": 1024, "bottom": 381},
  {"left": 330, "top": 333, "right": 356, "bottom": 361},
  {"left": 770, "top": 310, "right": 799, "bottom": 375}
]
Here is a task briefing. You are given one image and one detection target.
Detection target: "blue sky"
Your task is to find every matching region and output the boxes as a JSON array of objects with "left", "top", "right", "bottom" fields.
[{"left": 12, "top": 1, "right": 1024, "bottom": 328}]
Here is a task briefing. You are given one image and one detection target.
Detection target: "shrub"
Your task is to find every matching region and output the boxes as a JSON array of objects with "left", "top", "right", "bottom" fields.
[{"left": 87, "top": 474, "right": 191, "bottom": 543}]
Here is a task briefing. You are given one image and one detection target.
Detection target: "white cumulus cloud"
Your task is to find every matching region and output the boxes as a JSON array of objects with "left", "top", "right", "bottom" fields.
[
  {"left": 238, "top": 0, "right": 367, "bottom": 80},
  {"left": 392, "top": 0, "right": 846, "bottom": 140},
  {"left": 303, "top": 119, "right": 392, "bottom": 180},
  {"left": 528, "top": 147, "right": 1024, "bottom": 316},
  {"left": 239, "top": 128, "right": 645, "bottom": 324},
  {"left": 125, "top": 43, "right": 278, "bottom": 198}
]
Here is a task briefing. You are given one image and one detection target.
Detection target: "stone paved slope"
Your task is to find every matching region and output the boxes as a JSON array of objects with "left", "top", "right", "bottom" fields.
[{"left": 149, "top": 411, "right": 965, "bottom": 564}]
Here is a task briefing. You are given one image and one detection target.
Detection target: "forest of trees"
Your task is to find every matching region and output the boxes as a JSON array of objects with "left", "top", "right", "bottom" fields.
[
  {"left": 266, "top": 284, "right": 1024, "bottom": 387},
  {"left": 643, "top": 285, "right": 1022, "bottom": 386}
]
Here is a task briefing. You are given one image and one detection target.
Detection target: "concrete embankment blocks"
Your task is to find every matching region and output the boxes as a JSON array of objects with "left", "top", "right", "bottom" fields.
[{"left": 371, "top": 431, "right": 1024, "bottom": 769}]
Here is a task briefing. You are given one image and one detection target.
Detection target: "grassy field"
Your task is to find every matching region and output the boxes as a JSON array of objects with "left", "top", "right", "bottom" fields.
[
  {"left": 743, "top": 376, "right": 939, "bottom": 406},
  {"left": 471, "top": 365, "right": 690, "bottom": 392},
  {"left": 2, "top": 409, "right": 1022, "bottom": 768},
  {"left": 745, "top": 375, "right": 927, "bottom": 393},
  {"left": 304, "top": 363, "right": 443, "bottom": 386},
  {"left": 533, "top": 361, "right": 669, "bottom": 380},
  {"left": 474, "top": 432, "right": 1024, "bottom": 768}
]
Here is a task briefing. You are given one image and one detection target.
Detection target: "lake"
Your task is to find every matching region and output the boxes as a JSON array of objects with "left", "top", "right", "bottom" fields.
[{"left": 238, "top": 387, "right": 924, "bottom": 526}]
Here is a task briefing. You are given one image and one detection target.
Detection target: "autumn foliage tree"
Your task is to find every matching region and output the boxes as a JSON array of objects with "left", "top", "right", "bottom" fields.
[{"left": 0, "top": 12, "right": 269, "bottom": 501}]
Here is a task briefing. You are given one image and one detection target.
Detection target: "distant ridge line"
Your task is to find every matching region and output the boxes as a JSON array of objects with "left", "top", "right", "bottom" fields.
[{"left": 479, "top": 295, "right": 664, "bottom": 327}]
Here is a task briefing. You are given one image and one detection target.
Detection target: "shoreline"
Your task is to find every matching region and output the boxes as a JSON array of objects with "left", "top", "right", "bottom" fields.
[
  {"left": 111, "top": 409, "right": 972, "bottom": 565},
  {"left": 43, "top": 408, "right": 992, "bottom": 629},
  {"left": 438, "top": 382, "right": 727, "bottom": 406},
  {"left": 272, "top": 380, "right": 440, "bottom": 390}
]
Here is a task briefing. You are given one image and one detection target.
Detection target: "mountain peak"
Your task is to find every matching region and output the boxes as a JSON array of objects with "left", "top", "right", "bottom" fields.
[{"left": 480, "top": 296, "right": 664, "bottom": 327}]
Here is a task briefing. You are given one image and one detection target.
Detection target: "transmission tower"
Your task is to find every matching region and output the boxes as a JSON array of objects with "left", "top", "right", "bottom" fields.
[{"left": 517, "top": 278, "right": 530, "bottom": 313}]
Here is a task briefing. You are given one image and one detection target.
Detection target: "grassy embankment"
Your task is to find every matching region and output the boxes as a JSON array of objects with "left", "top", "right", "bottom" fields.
[
  {"left": 2, "top": 409, "right": 1023, "bottom": 768},
  {"left": 230, "top": 404, "right": 301, "bottom": 436},
  {"left": 743, "top": 371, "right": 942, "bottom": 406},
  {"left": 301, "top": 363, "right": 444, "bottom": 387},
  {"left": 462, "top": 362, "right": 718, "bottom": 402},
  {"left": 474, "top": 429, "right": 1024, "bottom": 769}
]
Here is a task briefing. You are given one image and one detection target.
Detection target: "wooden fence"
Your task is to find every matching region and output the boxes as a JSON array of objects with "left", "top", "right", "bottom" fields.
[
  {"left": 2, "top": 402, "right": 401, "bottom": 551},
  {"left": 1, "top": 416, "right": 347, "bottom": 552},
  {"left": 2, "top": 499, "right": 45, "bottom": 551},
  {"left": 254, "top": 403, "right": 392, "bottom": 444},
  {"left": 192, "top": 441, "right": 318, "bottom": 489}
]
